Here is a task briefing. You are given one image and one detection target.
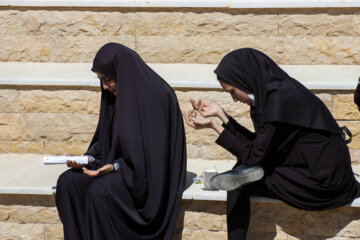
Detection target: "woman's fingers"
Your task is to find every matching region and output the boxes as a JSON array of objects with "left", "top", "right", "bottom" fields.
[
  {"left": 182, "top": 111, "right": 198, "bottom": 129},
  {"left": 189, "top": 110, "right": 197, "bottom": 123},
  {"left": 192, "top": 117, "right": 212, "bottom": 129},
  {"left": 183, "top": 112, "right": 190, "bottom": 122},
  {"left": 190, "top": 99, "right": 202, "bottom": 110},
  {"left": 82, "top": 165, "right": 113, "bottom": 177},
  {"left": 192, "top": 117, "right": 207, "bottom": 125},
  {"left": 199, "top": 103, "right": 208, "bottom": 116},
  {"left": 66, "top": 160, "right": 83, "bottom": 169},
  {"left": 82, "top": 167, "right": 99, "bottom": 177},
  {"left": 66, "top": 160, "right": 72, "bottom": 168},
  {"left": 199, "top": 102, "right": 221, "bottom": 118}
]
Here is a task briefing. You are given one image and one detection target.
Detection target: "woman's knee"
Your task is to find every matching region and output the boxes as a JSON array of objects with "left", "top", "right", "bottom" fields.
[
  {"left": 56, "top": 170, "right": 89, "bottom": 195},
  {"left": 86, "top": 181, "right": 110, "bottom": 206}
]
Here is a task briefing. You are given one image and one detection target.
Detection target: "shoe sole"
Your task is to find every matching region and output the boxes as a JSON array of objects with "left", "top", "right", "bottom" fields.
[{"left": 210, "top": 166, "right": 264, "bottom": 191}]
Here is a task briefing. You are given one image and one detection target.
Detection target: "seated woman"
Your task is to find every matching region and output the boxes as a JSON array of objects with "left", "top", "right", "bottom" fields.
[
  {"left": 55, "top": 43, "right": 187, "bottom": 240},
  {"left": 183, "top": 48, "right": 360, "bottom": 240}
]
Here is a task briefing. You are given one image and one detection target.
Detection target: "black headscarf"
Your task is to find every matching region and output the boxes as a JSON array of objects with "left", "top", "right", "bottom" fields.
[
  {"left": 215, "top": 48, "right": 340, "bottom": 134},
  {"left": 87, "top": 43, "right": 187, "bottom": 239}
]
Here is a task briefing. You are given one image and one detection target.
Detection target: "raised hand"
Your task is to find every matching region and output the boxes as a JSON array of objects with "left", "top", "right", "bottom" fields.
[
  {"left": 182, "top": 109, "right": 225, "bottom": 134},
  {"left": 199, "top": 102, "right": 222, "bottom": 118},
  {"left": 183, "top": 110, "right": 213, "bottom": 130}
]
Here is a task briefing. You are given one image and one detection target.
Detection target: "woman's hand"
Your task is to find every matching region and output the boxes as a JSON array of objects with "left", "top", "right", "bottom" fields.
[
  {"left": 198, "top": 102, "right": 223, "bottom": 117},
  {"left": 190, "top": 98, "right": 202, "bottom": 111},
  {"left": 183, "top": 110, "right": 225, "bottom": 134},
  {"left": 82, "top": 164, "right": 114, "bottom": 177},
  {"left": 66, "top": 160, "right": 84, "bottom": 169},
  {"left": 183, "top": 110, "right": 213, "bottom": 130},
  {"left": 191, "top": 99, "right": 228, "bottom": 124},
  {"left": 200, "top": 102, "right": 229, "bottom": 124}
]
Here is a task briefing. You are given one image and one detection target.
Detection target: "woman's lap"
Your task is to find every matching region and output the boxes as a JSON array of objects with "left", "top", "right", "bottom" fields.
[{"left": 56, "top": 169, "right": 126, "bottom": 204}]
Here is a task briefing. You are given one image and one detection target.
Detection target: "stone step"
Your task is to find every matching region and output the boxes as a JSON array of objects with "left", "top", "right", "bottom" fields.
[
  {"left": 1, "top": 0, "right": 360, "bottom": 8},
  {"left": 0, "top": 62, "right": 359, "bottom": 90}
]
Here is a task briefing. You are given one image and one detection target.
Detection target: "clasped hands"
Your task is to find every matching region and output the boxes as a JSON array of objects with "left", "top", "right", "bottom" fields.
[{"left": 183, "top": 99, "right": 227, "bottom": 134}]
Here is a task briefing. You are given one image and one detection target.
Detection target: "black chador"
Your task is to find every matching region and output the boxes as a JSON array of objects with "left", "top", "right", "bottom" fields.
[{"left": 55, "top": 43, "right": 187, "bottom": 240}]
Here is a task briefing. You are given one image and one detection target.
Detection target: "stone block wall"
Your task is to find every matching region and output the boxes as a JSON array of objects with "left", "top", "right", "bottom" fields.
[
  {"left": 1, "top": 6, "right": 360, "bottom": 160},
  {"left": 1, "top": 5, "right": 360, "bottom": 240},
  {"left": 1, "top": 87, "right": 360, "bottom": 165},
  {"left": 0, "top": 198, "right": 360, "bottom": 240},
  {"left": 0, "top": 7, "right": 360, "bottom": 64}
]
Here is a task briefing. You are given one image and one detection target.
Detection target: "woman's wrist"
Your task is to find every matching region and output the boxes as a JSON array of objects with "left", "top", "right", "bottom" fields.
[
  {"left": 218, "top": 108, "right": 229, "bottom": 124},
  {"left": 211, "top": 120, "right": 224, "bottom": 134}
]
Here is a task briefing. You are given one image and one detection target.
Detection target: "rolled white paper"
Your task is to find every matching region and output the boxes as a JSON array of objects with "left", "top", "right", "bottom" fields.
[{"left": 44, "top": 156, "right": 90, "bottom": 165}]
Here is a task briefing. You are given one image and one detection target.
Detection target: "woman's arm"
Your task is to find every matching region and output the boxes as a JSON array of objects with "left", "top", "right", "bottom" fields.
[
  {"left": 216, "top": 123, "right": 285, "bottom": 166},
  {"left": 183, "top": 109, "right": 285, "bottom": 166},
  {"left": 222, "top": 116, "right": 256, "bottom": 141},
  {"left": 191, "top": 99, "right": 255, "bottom": 140}
]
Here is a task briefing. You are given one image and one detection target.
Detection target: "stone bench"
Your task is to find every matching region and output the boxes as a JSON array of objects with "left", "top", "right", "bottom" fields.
[
  {"left": 0, "top": 154, "right": 360, "bottom": 239},
  {"left": 1, "top": 154, "right": 359, "bottom": 205}
]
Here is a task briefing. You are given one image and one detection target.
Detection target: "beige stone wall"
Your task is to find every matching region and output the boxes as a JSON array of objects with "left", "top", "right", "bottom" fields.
[
  {"left": 0, "top": 199, "right": 360, "bottom": 240},
  {"left": 0, "top": 88, "right": 100, "bottom": 155},
  {"left": 1, "top": 6, "right": 360, "bottom": 240},
  {"left": 0, "top": 7, "right": 360, "bottom": 64},
  {"left": 1, "top": 6, "right": 360, "bottom": 160},
  {"left": 1, "top": 87, "right": 360, "bottom": 165}
]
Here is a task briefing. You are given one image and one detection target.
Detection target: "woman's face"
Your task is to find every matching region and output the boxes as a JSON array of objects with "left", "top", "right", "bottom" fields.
[
  {"left": 219, "top": 80, "right": 251, "bottom": 106},
  {"left": 96, "top": 72, "right": 117, "bottom": 96}
]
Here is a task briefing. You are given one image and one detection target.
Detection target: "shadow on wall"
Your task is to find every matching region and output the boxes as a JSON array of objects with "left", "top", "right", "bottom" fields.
[
  {"left": 248, "top": 202, "right": 360, "bottom": 239},
  {"left": 172, "top": 171, "right": 227, "bottom": 240},
  {"left": 172, "top": 176, "right": 360, "bottom": 240}
]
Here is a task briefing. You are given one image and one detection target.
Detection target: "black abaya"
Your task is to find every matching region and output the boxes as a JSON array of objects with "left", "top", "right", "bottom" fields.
[
  {"left": 56, "top": 43, "right": 187, "bottom": 240},
  {"left": 214, "top": 48, "right": 360, "bottom": 239},
  {"left": 214, "top": 48, "right": 360, "bottom": 210}
]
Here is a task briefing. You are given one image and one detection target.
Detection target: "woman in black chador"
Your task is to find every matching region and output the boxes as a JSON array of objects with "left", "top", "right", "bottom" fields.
[
  {"left": 183, "top": 48, "right": 360, "bottom": 239},
  {"left": 56, "top": 43, "right": 186, "bottom": 240}
]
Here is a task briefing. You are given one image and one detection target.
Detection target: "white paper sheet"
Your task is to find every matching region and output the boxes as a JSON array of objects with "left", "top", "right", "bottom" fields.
[{"left": 43, "top": 156, "right": 89, "bottom": 165}]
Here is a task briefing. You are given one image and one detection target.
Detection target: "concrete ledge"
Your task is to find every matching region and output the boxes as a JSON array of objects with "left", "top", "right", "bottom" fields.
[
  {"left": 1, "top": 0, "right": 360, "bottom": 8},
  {"left": 0, "top": 62, "right": 359, "bottom": 90},
  {"left": 0, "top": 154, "right": 359, "bottom": 207}
]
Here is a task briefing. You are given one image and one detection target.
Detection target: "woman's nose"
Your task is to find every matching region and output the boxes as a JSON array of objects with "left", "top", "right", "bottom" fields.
[{"left": 103, "top": 84, "right": 109, "bottom": 90}]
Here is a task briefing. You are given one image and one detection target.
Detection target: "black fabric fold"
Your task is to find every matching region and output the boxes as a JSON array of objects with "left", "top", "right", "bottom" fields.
[{"left": 222, "top": 116, "right": 256, "bottom": 141}]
